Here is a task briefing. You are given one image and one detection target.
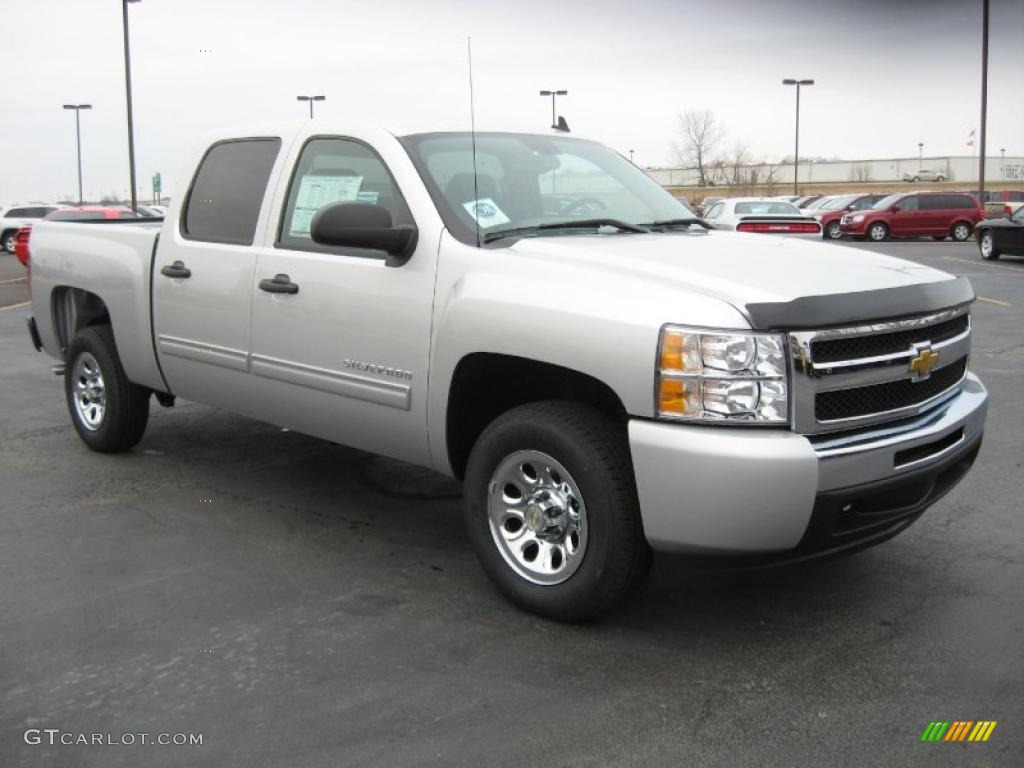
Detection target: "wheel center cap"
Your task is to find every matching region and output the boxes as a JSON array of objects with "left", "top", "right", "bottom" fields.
[{"left": 524, "top": 489, "right": 569, "bottom": 541}]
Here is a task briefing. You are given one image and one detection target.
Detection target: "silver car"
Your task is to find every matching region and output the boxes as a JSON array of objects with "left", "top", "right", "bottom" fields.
[
  {"left": 903, "top": 168, "right": 947, "bottom": 183},
  {"left": 702, "top": 197, "right": 822, "bottom": 237}
]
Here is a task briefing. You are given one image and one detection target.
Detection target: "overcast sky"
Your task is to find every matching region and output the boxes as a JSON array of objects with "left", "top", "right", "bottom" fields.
[{"left": 3, "top": 0, "right": 1022, "bottom": 203}]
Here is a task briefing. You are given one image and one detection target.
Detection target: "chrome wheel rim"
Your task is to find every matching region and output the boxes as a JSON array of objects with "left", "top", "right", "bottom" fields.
[
  {"left": 72, "top": 352, "right": 106, "bottom": 430},
  {"left": 487, "top": 450, "right": 588, "bottom": 585},
  {"left": 981, "top": 234, "right": 992, "bottom": 257},
  {"left": 870, "top": 224, "right": 886, "bottom": 241},
  {"left": 2, "top": 234, "right": 14, "bottom": 252},
  {"left": 954, "top": 224, "right": 970, "bottom": 241},
  {"left": 828, "top": 222, "right": 842, "bottom": 239}
]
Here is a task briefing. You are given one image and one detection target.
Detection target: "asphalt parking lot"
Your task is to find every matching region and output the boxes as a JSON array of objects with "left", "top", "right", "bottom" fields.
[{"left": 1, "top": 239, "right": 1022, "bottom": 767}]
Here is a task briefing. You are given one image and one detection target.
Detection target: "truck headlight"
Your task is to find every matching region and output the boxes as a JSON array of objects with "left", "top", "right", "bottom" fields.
[{"left": 657, "top": 326, "right": 789, "bottom": 424}]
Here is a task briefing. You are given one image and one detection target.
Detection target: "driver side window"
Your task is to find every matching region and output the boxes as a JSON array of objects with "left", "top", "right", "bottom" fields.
[{"left": 705, "top": 203, "right": 723, "bottom": 219}]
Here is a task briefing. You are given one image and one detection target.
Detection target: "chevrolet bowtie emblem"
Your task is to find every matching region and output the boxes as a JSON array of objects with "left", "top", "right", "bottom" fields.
[{"left": 909, "top": 347, "right": 939, "bottom": 379}]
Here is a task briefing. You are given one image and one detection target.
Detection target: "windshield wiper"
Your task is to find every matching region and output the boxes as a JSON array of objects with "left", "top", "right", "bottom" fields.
[
  {"left": 483, "top": 218, "right": 649, "bottom": 244},
  {"left": 639, "top": 217, "right": 714, "bottom": 231}
]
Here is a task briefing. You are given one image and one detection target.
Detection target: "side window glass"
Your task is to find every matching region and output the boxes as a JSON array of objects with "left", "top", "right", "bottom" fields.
[
  {"left": 900, "top": 197, "right": 919, "bottom": 212},
  {"left": 278, "top": 138, "right": 413, "bottom": 253},
  {"left": 919, "top": 196, "right": 944, "bottom": 211},
  {"left": 706, "top": 203, "right": 723, "bottom": 219},
  {"left": 183, "top": 138, "right": 281, "bottom": 245}
]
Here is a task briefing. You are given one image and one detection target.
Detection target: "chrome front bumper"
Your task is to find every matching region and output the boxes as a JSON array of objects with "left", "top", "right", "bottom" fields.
[{"left": 629, "top": 373, "right": 987, "bottom": 555}]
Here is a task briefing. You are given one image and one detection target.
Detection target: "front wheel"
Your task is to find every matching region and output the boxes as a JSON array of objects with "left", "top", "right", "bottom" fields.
[
  {"left": 951, "top": 221, "right": 973, "bottom": 242},
  {"left": 979, "top": 230, "right": 1001, "bottom": 260},
  {"left": 65, "top": 325, "right": 150, "bottom": 452},
  {"left": 825, "top": 221, "right": 842, "bottom": 240},
  {"left": 867, "top": 222, "right": 889, "bottom": 242},
  {"left": 464, "top": 401, "right": 651, "bottom": 621}
]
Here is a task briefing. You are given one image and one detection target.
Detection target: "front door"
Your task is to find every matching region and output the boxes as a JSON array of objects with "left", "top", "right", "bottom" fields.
[
  {"left": 248, "top": 136, "right": 438, "bottom": 467},
  {"left": 153, "top": 137, "right": 282, "bottom": 413},
  {"left": 890, "top": 195, "right": 922, "bottom": 236}
]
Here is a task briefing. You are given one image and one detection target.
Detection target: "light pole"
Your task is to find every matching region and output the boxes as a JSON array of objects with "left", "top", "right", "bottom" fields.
[
  {"left": 1000, "top": 147, "right": 1006, "bottom": 180},
  {"left": 539, "top": 89, "right": 567, "bottom": 129},
  {"left": 979, "top": 0, "right": 989, "bottom": 198},
  {"left": 297, "top": 95, "right": 325, "bottom": 118},
  {"left": 122, "top": 0, "right": 141, "bottom": 213},
  {"left": 782, "top": 78, "right": 814, "bottom": 195},
  {"left": 629, "top": 149, "right": 635, "bottom": 164},
  {"left": 918, "top": 142, "right": 924, "bottom": 165},
  {"left": 63, "top": 104, "right": 92, "bottom": 205}
]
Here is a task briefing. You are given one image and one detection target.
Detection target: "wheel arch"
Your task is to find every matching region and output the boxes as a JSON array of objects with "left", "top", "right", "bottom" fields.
[
  {"left": 50, "top": 286, "right": 112, "bottom": 356},
  {"left": 445, "top": 353, "right": 628, "bottom": 480}
]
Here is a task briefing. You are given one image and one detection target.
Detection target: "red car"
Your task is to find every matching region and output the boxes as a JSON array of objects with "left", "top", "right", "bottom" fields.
[
  {"left": 839, "top": 191, "right": 983, "bottom": 242},
  {"left": 812, "top": 193, "right": 888, "bottom": 240}
]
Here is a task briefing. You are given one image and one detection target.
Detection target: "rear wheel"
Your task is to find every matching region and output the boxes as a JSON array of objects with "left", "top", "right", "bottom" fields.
[
  {"left": 951, "top": 221, "right": 973, "bottom": 242},
  {"left": 867, "top": 222, "right": 889, "bottom": 242},
  {"left": 1, "top": 229, "right": 16, "bottom": 253},
  {"left": 65, "top": 325, "right": 150, "bottom": 452},
  {"left": 979, "top": 230, "right": 1000, "bottom": 260},
  {"left": 464, "top": 401, "right": 651, "bottom": 621},
  {"left": 825, "top": 221, "right": 842, "bottom": 240}
]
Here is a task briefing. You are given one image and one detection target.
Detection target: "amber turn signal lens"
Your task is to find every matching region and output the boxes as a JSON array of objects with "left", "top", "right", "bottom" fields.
[
  {"left": 658, "top": 378, "right": 688, "bottom": 414},
  {"left": 660, "top": 331, "right": 685, "bottom": 370}
]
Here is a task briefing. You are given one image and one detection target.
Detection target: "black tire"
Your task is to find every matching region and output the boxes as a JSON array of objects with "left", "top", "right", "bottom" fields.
[
  {"left": 65, "top": 325, "right": 150, "bottom": 452},
  {"left": 950, "top": 220, "right": 973, "bottom": 242},
  {"left": 936, "top": 175, "right": 946, "bottom": 182},
  {"left": 913, "top": 176, "right": 921, "bottom": 183},
  {"left": 867, "top": 221, "right": 888, "bottom": 242},
  {"left": 931, "top": 236, "right": 946, "bottom": 241},
  {"left": 1, "top": 229, "right": 16, "bottom": 253},
  {"left": 464, "top": 401, "right": 651, "bottom": 621},
  {"left": 978, "top": 229, "right": 1001, "bottom": 260},
  {"left": 824, "top": 221, "right": 842, "bottom": 240}
]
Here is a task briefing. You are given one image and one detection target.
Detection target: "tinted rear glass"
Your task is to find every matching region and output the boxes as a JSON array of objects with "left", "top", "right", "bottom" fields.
[{"left": 183, "top": 138, "right": 281, "bottom": 244}]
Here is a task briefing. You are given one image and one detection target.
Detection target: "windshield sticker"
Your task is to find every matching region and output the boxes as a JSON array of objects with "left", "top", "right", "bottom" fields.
[
  {"left": 289, "top": 174, "right": 364, "bottom": 236},
  {"left": 462, "top": 198, "right": 511, "bottom": 229},
  {"left": 356, "top": 190, "right": 380, "bottom": 203}
]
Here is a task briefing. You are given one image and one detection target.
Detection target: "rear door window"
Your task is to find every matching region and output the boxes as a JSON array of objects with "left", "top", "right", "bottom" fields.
[
  {"left": 919, "top": 196, "right": 947, "bottom": 211},
  {"left": 949, "top": 195, "right": 975, "bottom": 209},
  {"left": 182, "top": 138, "right": 282, "bottom": 245}
]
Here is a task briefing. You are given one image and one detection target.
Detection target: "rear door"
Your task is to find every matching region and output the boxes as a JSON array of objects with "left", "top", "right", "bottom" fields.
[
  {"left": 917, "top": 194, "right": 949, "bottom": 234},
  {"left": 152, "top": 137, "right": 284, "bottom": 412},
  {"left": 890, "top": 195, "right": 921, "bottom": 235},
  {"left": 247, "top": 134, "right": 439, "bottom": 466}
]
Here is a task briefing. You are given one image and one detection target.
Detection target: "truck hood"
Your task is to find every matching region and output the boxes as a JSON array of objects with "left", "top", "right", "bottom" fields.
[{"left": 502, "top": 229, "right": 970, "bottom": 329}]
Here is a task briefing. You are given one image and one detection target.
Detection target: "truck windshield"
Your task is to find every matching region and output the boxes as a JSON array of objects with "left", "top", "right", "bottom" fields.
[{"left": 400, "top": 132, "right": 694, "bottom": 246}]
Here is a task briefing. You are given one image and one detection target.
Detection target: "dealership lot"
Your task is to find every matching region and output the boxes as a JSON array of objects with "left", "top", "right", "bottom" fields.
[{"left": 1, "top": 241, "right": 1021, "bottom": 766}]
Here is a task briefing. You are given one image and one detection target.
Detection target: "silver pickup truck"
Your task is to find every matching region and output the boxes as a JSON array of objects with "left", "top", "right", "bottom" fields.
[{"left": 25, "top": 123, "right": 988, "bottom": 620}]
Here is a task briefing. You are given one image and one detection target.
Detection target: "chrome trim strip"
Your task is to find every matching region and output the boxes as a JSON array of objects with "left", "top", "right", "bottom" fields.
[
  {"left": 157, "top": 335, "right": 249, "bottom": 373},
  {"left": 893, "top": 430, "right": 965, "bottom": 470},
  {"left": 250, "top": 354, "right": 411, "bottom": 411},
  {"left": 810, "top": 327, "right": 970, "bottom": 372}
]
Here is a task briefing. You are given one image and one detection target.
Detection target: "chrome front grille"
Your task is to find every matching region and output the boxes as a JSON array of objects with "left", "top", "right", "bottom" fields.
[{"left": 789, "top": 307, "right": 971, "bottom": 434}]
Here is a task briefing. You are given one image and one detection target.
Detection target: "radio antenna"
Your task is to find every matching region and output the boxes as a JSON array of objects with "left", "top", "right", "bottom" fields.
[{"left": 467, "top": 36, "right": 481, "bottom": 248}]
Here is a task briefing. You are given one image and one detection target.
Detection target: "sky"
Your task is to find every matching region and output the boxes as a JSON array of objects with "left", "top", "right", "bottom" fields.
[{"left": 2, "top": 0, "right": 1022, "bottom": 203}]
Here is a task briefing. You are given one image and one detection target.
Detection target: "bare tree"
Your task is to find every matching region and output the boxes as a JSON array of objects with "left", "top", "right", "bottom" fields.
[
  {"left": 672, "top": 109, "right": 724, "bottom": 187},
  {"left": 849, "top": 162, "right": 873, "bottom": 182}
]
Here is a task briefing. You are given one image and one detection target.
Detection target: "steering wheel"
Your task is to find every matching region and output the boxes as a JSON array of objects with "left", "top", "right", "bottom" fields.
[{"left": 560, "top": 197, "right": 607, "bottom": 217}]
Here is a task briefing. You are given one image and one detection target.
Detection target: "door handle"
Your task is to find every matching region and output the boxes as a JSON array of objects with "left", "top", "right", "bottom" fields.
[
  {"left": 259, "top": 274, "right": 299, "bottom": 295},
  {"left": 160, "top": 260, "right": 191, "bottom": 279}
]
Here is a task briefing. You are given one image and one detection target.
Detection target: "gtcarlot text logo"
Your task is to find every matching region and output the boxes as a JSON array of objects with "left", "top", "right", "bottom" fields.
[
  {"left": 24, "top": 729, "right": 203, "bottom": 746},
  {"left": 920, "top": 720, "right": 997, "bottom": 743}
]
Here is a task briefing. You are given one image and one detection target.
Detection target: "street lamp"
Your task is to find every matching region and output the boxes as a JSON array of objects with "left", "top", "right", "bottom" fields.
[
  {"left": 297, "top": 95, "right": 325, "bottom": 118},
  {"left": 918, "top": 142, "right": 924, "bottom": 165},
  {"left": 629, "top": 149, "right": 635, "bottom": 164},
  {"left": 539, "top": 89, "right": 567, "bottom": 129},
  {"left": 1000, "top": 147, "right": 1006, "bottom": 179},
  {"left": 63, "top": 104, "right": 92, "bottom": 205},
  {"left": 122, "top": 0, "right": 141, "bottom": 213},
  {"left": 782, "top": 78, "right": 814, "bottom": 195}
]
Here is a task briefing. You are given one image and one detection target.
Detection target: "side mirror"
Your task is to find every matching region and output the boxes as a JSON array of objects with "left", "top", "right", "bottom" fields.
[{"left": 310, "top": 202, "right": 417, "bottom": 267}]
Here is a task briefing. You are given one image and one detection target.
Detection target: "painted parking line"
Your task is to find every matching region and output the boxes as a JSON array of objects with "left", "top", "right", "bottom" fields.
[
  {"left": 0, "top": 276, "right": 27, "bottom": 285},
  {"left": 0, "top": 300, "right": 31, "bottom": 311},
  {"left": 943, "top": 255, "right": 1024, "bottom": 274},
  {"left": 976, "top": 296, "right": 1012, "bottom": 307}
]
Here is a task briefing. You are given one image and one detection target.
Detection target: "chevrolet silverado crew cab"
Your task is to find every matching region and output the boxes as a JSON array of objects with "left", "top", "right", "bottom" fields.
[{"left": 25, "top": 123, "right": 988, "bottom": 620}]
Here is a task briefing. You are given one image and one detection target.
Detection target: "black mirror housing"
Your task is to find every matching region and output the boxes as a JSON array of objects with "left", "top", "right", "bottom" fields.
[{"left": 310, "top": 202, "right": 417, "bottom": 267}]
